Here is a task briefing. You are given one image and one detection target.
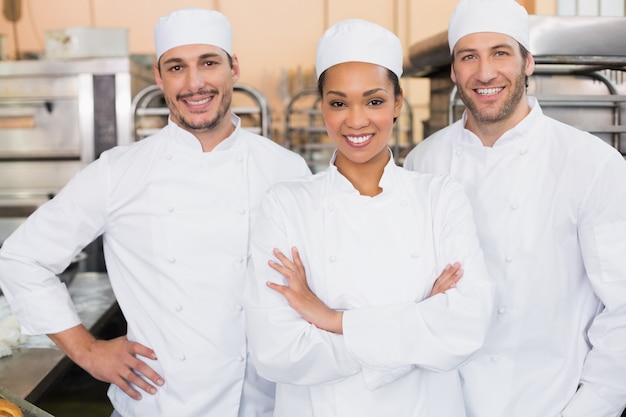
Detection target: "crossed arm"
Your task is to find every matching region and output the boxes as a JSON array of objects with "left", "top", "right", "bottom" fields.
[{"left": 265, "top": 247, "right": 463, "bottom": 334}]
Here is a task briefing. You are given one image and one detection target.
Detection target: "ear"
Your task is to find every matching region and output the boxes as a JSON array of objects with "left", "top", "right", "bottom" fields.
[
  {"left": 525, "top": 53, "right": 535, "bottom": 77},
  {"left": 154, "top": 61, "right": 163, "bottom": 89},
  {"left": 450, "top": 62, "right": 457, "bottom": 84},
  {"left": 394, "top": 89, "right": 404, "bottom": 119},
  {"left": 231, "top": 54, "right": 241, "bottom": 84}
]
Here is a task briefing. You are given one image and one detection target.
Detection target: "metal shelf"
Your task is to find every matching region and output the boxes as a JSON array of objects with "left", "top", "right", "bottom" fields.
[{"left": 131, "top": 83, "right": 271, "bottom": 141}]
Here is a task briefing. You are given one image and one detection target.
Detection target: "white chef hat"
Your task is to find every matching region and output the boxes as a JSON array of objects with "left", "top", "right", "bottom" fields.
[
  {"left": 316, "top": 18, "right": 403, "bottom": 80},
  {"left": 154, "top": 8, "right": 233, "bottom": 61},
  {"left": 447, "top": 0, "right": 530, "bottom": 54}
]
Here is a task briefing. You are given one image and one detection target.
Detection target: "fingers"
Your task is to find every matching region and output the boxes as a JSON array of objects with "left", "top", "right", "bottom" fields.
[
  {"left": 128, "top": 342, "right": 165, "bottom": 390},
  {"left": 272, "top": 248, "right": 293, "bottom": 268},
  {"left": 429, "top": 262, "right": 464, "bottom": 298},
  {"left": 87, "top": 338, "right": 165, "bottom": 401},
  {"left": 266, "top": 280, "right": 289, "bottom": 295}
]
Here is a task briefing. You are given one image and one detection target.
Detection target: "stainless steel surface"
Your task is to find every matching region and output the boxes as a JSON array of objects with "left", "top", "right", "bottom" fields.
[
  {"left": 404, "top": 15, "right": 626, "bottom": 154},
  {"left": 0, "top": 385, "right": 55, "bottom": 417},
  {"left": 0, "top": 272, "right": 117, "bottom": 402}
]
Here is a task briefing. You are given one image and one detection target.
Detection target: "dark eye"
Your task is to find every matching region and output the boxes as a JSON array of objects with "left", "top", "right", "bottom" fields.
[
  {"left": 329, "top": 101, "right": 346, "bottom": 108},
  {"left": 168, "top": 65, "right": 182, "bottom": 72},
  {"left": 369, "top": 99, "right": 384, "bottom": 106}
]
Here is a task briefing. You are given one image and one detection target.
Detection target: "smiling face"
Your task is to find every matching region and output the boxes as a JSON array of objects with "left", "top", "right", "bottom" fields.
[
  {"left": 451, "top": 32, "right": 534, "bottom": 140},
  {"left": 155, "top": 43, "right": 240, "bottom": 147},
  {"left": 319, "top": 61, "right": 402, "bottom": 171}
]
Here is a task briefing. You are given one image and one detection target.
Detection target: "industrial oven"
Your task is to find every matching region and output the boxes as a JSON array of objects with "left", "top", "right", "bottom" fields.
[{"left": 0, "top": 55, "right": 154, "bottom": 268}]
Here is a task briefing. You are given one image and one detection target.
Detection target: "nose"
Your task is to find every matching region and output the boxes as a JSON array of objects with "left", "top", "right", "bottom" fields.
[
  {"left": 186, "top": 68, "right": 204, "bottom": 89},
  {"left": 476, "top": 58, "right": 497, "bottom": 83},
  {"left": 345, "top": 106, "right": 369, "bottom": 129}
]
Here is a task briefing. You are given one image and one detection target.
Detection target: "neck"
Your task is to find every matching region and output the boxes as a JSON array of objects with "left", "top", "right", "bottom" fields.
[
  {"left": 466, "top": 99, "right": 532, "bottom": 147},
  {"left": 194, "top": 121, "right": 236, "bottom": 152},
  {"left": 172, "top": 113, "right": 235, "bottom": 152},
  {"left": 334, "top": 150, "right": 389, "bottom": 197}
]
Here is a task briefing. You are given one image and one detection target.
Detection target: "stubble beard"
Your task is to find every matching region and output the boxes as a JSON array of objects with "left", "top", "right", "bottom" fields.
[
  {"left": 458, "top": 66, "right": 527, "bottom": 124},
  {"left": 167, "top": 89, "right": 233, "bottom": 132}
]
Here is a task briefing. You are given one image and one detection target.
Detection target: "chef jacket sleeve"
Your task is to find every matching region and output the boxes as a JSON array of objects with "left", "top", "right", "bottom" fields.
[
  {"left": 245, "top": 188, "right": 362, "bottom": 386},
  {"left": 341, "top": 177, "right": 495, "bottom": 375},
  {"left": 0, "top": 158, "right": 108, "bottom": 335},
  {"left": 561, "top": 150, "right": 626, "bottom": 417}
]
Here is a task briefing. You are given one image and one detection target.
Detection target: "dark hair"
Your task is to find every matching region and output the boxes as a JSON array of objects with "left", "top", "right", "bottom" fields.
[
  {"left": 317, "top": 67, "right": 402, "bottom": 99},
  {"left": 519, "top": 44, "right": 530, "bottom": 88}
]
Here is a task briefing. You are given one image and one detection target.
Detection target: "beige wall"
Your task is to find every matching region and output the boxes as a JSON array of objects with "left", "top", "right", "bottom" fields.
[{"left": 0, "top": 0, "right": 554, "bottom": 142}]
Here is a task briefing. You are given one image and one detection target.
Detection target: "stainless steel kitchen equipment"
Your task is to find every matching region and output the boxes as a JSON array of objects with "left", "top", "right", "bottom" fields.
[
  {"left": 403, "top": 15, "right": 626, "bottom": 154},
  {"left": 0, "top": 55, "right": 154, "bottom": 247},
  {"left": 284, "top": 88, "right": 414, "bottom": 172},
  {"left": 131, "top": 82, "right": 272, "bottom": 141}
]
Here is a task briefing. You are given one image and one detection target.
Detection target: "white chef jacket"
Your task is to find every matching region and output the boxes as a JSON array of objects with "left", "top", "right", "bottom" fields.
[
  {"left": 244, "top": 152, "right": 495, "bottom": 417},
  {"left": 404, "top": 97, "right": 626, "bottom": 417},
  {"left": 0, "top": 115, "right": 311, "bottom": 417}
]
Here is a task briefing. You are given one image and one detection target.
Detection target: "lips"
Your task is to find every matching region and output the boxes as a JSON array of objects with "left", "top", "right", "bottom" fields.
[{"left": 178, "top": 90, "right": 216, "bottom": 109}]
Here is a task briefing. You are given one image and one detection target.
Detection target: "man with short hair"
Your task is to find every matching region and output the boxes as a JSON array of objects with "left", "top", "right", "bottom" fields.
[
  {"left": 0, "top": 8, "right": 310, "bottom": 417},
  {"left": 404, "top": 0, "right": 626, "bottom": 416}
]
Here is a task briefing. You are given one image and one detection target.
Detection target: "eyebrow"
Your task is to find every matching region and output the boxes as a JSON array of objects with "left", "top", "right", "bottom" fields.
[
  {"left": 162, "top": 52, "right": 223, "bottom": 66},
  {"left": 325, "top": 87, "right": 387, "bottom": 98},
  {"left": 456, "top": 43, "right": 516, "bottom": 55}
]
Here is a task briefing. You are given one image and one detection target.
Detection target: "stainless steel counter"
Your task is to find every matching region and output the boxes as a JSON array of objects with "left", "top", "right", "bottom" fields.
[{"left": 0, "top": 272, "right": 118, "bottom": 402}]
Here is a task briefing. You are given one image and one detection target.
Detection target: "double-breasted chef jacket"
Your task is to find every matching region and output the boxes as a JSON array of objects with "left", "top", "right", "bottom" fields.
[
  {"left": 245, "top": 152, "right": 495, "bottom": 417},
  {"left": 404, "top": 97, "right": 626, "bottom": 417},
  {"left": 0, "top": 115, "right": 311, "bottom": 417}
]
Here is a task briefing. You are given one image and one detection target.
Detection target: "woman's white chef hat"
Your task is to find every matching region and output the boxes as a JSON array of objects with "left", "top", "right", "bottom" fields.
[
  {"left": 154, "top": 8, "right": 233, "bottom": 61},
  {"left": 447, "top": 0, "right": 530, "bottom": 54},
  {"left": 316, "top": 18, "right": 403, "bottom": 80}
]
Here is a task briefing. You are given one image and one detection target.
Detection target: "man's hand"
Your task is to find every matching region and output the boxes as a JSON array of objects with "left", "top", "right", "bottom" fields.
[{"left": 49, "top": 325, "right": 164, "bottom": 400}]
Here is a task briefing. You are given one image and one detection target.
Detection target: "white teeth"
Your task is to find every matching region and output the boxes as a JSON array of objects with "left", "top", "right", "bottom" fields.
[
  {"left": 346, "top": 134, "right": 372, "bottom": 144},
  {"left": 476, "top": 87, "right": 503, "bottom": 95},
  {"left": 186, "top": 97, "right": 211, "bottom": 105}
]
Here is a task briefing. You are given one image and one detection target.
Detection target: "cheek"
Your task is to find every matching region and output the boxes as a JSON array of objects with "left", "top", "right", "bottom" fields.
[
  {"left": 321, "top": 110, "right": 342, "bottom": 131},
  {"left": 374, "top": 112, "right": 396, "bottom": 132}
]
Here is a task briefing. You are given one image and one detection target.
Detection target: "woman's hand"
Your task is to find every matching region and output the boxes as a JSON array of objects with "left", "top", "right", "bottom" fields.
[
  {"left": 429, "top": 262, "right": 463, "bottom": 297},
  {"left": 266, "top": 247, "right": 343, "bottom": 334}
]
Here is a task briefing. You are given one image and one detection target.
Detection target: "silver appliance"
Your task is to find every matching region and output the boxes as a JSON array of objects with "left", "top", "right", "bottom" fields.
[{"left": 0, "top": 55, "right": 154, "bottom": 250}]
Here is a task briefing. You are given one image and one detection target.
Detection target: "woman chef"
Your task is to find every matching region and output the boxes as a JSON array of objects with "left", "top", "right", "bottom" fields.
[{"left": 244, "top": 19, "right": 495, "bottom": 417}]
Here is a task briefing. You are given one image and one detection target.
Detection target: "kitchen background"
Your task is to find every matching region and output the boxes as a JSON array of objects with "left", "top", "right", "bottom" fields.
[
  {"left": 1, "top": 0, "right": 625, "bottom": 416},
  {"left": 0, "top": 0, "right": 559, "bottom": 148}
]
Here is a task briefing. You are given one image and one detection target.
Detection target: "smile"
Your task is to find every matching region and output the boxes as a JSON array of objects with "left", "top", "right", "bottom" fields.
[
  {"left": 346, "top": 134, "right": 372, "bottom": 144},
  {"left": 184, "top": 97, "right": 212, "bottom": 105},
  {"left": 475, "top": 87, "right": 503, "bottom": 96}
]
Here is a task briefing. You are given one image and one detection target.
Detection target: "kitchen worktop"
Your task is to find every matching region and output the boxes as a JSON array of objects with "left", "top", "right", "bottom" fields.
[{"left": 0, "top": 272, "right": 118, "bottom": 402}]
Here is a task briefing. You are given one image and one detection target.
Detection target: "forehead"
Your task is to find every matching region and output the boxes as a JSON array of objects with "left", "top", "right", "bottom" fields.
[
  {"left": 323, "top": 62, "right": 390, "bottom": 86},
  {"left": 160, "top": 43, "right": 227, "bottom": 63},
  {"left": 454, "top": 32, "right": 519, "bottom": 53}
]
